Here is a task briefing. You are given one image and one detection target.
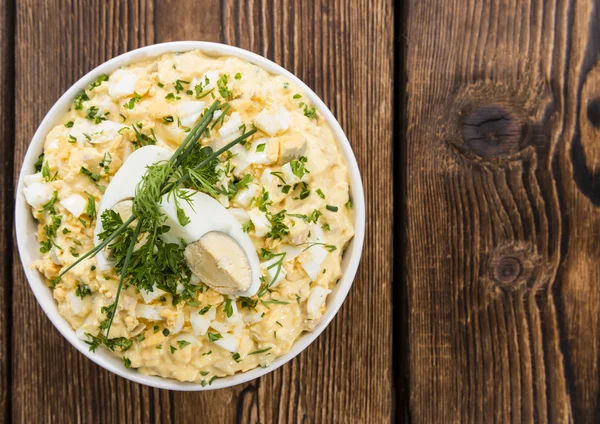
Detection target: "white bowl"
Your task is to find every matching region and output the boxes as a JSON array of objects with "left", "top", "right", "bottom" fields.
[{"left": 15, "top": 41, "right": 365, "bottom": 391}]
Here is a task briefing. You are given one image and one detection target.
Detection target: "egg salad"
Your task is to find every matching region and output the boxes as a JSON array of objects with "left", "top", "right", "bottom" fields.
[{"left": 24, "top": 50, "right": 354, "bottom": 384}]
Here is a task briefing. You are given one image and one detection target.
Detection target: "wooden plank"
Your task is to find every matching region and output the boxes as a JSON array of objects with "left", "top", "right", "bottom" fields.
[
  {"left": 0, "top": 0, "right": 14, "bottom": 422},
  {"left": 405, "top": 0, "right": 600, "bottom": 422},
  {"left": 554, "top": 2, "right": 600, "bottom": 422},
  {"left": 153, "top": 0, "right": 395, "bottom": 422},
  {"left": 12, "top": 1, "right": 173, "bottom": 423},
  {"left": 13, "top": 0, "right": 394, "bottom": 422}
]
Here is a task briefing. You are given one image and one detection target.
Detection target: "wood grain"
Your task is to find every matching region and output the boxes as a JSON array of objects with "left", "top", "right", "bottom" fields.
[
  {"left": 555, "top": 2, "right": 600, "bottom": 421},
  {"left": 405, "top": 0, "right": 600, "bottom": 422},
  {"left": 0, "top": 0, "right": 14, "bottom": 422},
  {"left": 11, "top": 0, "right": 394, "bottom": 423}
]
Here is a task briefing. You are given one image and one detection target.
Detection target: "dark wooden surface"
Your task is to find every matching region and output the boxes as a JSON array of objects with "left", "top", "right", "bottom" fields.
[
  {"left": 405, "top": 0, "right": 600, "bottom": 423},
  {"left": 6, "top": 0, "right": 600, "bottom": 423},
  {"left": 5, "top": 1, "right": 394, "bottom": 423}
]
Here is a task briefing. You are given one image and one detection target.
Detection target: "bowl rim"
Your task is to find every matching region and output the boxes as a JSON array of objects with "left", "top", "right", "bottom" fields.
[{"left": 14, "top": 41, "right": 365, "bottom": 391}]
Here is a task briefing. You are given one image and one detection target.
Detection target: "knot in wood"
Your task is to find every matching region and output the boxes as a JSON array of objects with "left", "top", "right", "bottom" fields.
[
  {"left": 484, "top": 243, "right": 539, "bottom": 296},
  {"left": 587, "top": 98, "right": 600, "bottom": 129},
  {"left": 462, "top": 105, "right": 521, "bottom": 157},
  {"left": 492, "top": 256, "right": 521, "bottom": 284}
]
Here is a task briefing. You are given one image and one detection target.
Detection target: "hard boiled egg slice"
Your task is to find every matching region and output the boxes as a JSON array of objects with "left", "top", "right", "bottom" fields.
[
  {"left": 159, "top": 190, "right": 261, "bottom": 297},
  {"left": 93, "top": 145, "right": 173, "bottom": 270}
]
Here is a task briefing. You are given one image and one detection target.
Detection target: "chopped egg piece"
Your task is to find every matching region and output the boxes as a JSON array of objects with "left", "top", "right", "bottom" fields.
[
  {"left": 214, "top": 333, "right": 238, "bottom": 353},
  {"left": 300, "top": 245, "right": 329, "bottom": 281},
  {"left": 60, "top": 194, "right": 87, "bottom": 218},
  {"left": 24, "top": 182, "right": 54, "bottom": 209},
  {"left": 307, "top": 287, "right": 331, "bottom": 319},
  {"left": 140, "top": 284, "right": 167, "bottom": 304},
  {"left": 108, "top": 69, "right": 139, "bottom": 100},
  {"left": 248, "top": 209, "right": 271, "bottom": 237},
  {"left": 177, "top": 100, "right": 205, "bottom": 127},
  {"left": 190, "top": 306, "right": 216, "bottom": 336},
  {"left": 254, "top": 107, "right": 290, "bottom": 136},
  {"left": 218, "top": 112, "right": 242, "bottom": 138}
]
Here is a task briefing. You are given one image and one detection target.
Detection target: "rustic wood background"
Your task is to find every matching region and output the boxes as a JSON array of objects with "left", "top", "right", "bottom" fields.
[
  {"left": 3, "top": 0, "right": 600, "bottom": 423},
  {"left": 2, "top": 0, "right": 395, "bottom": 423}
]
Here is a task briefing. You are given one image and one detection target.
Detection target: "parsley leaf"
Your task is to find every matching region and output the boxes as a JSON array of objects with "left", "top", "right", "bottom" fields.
[
  {"left": 34, "top": 153, "right": 44, "bottom": 172},
  {"left": 75, "top": 285, "right": 92, "bottom": 299},
  {"left": 290, "top": 156, "right": 309, "bottom": 179},
  {"left": 217, "top": 74, "right": 231, "bottom": 98},
  {"left": 74, "top": 91, "right": 90, "bottom": 111},
  {"left": 173, "top": 79, "right": 190, "bottom": 94},
  {"left": 207, "top": 332, "right": 223, "bottom": 342},
  {"left": 224, "top": 298, "right": 233, "bottom": 318},
  {"left": 177, "top": 340, "right": 191, "bottom": 349},
  {"left": 124, "top": 92, "right": 141, "bottom": 109},
  {"left": 303, "top": 106, "right": 316, "bottom": 118},
  {"left": 89, "top": 74, "right": 109, "bottom": 90},
  {"left": 85, "top": 106, "right": 107, "bottom": 124}
]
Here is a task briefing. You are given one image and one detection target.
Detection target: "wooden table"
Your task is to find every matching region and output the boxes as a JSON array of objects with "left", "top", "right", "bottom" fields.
[{"left": 2, "top": 0, "right": 600, "bottom": 423}]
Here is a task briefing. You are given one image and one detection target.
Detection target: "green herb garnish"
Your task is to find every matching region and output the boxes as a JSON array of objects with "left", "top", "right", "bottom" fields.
[
  {"left": 74, "top": 91, "right": 90, "bottom": 110},
  {"left": 173, "top": 79, "right": 190, "bottom": 94},
  {"left": 224, "top": 298, "right": 233, "bottom": 318},
  {"left": 124, "top": 92, "right": 141, "bottom": 110},
  {"left": 76, "top": 284, "right": 92, "bottom": 299},
  {"left": 80, "top": 166, "right": 100, "bottom": 182},
  {"left": 89, "top": 74, "right": 109, "bottom": 90},
  {"left": 290, "top": 156, "right": 309, "bottom": 179},
  {"left": 248, "top": 347, "right": 272, "bottom": 355},
  {"left": 34, "top": 153, "right": 44, "bottom": 172},
  {"left": 85, "top": 192, "right": 96, "bottom": 218},
  {"left": 199, "top": 304, "right": 212, "bottom": 315},
  {"left": 207, "top": 332, "right": 222, "bottom": 342},
  {"left": 177, "top": 340, "right": 191, "bottom": 349},
  {"left": 217, "top": 74, "right": 231, "bottom": 98}
]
